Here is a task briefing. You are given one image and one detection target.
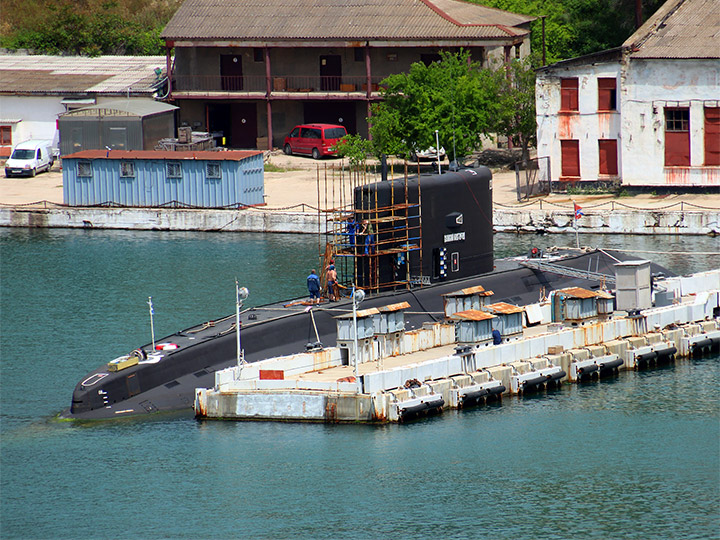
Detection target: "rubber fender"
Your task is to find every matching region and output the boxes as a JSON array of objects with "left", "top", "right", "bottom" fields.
[
  {"left": 577, "top": 363, "right": 599, "bottom": 374},
  {"left": 655, "top": 346, "right": 677, "bottom": 358},
  {"left": 546, "top": 369, "right": 566, "bottom": 381},
  {"left": 635, "top": 351, "right": 657, "bottom": 363},
  {"left": 486, "top": 384, "right": 505, "bottom": 396},
  {"left": 522, "top": 374, "right": 547, "bottom": 389},
  {"left": 599, "top": 358, "right": 623, "bottom": 370},
  {"left": 690, "top": 338, "right": 712, "bottom": 350},
  {"left": 460, "top": 388, "right": 489, "bottom": 402},
  {"left": 399, "top": 402, "right": 431, "bottom": 416}
]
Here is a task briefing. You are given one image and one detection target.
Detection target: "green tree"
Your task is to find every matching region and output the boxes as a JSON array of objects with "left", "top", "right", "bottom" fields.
[
  {"left": 490, "top": 57, "right": 537, "bottom": 163},
  {"left": 369, "top": 50, "right": 499, "bottom": 161},
  {"left": 333, "top": 134, "right": 374, "bottom": 170}
]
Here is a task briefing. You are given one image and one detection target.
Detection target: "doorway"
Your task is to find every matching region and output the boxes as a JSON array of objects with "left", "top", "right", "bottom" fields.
[
  {"left": 207, "top": 102, "right": 257, "bottom": 148},
  {"left": 320, "top": 55, "right": 341, "bottom": 91},
  {"left": 221, "top": 55, "right": 243, "bottom": 91},
  {"left": 303, "top": 102, "right": 356, "bottom": 134}
]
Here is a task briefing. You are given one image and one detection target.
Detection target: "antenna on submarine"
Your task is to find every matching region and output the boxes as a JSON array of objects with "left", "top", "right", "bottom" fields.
[
  {"left": 235, "top": 280, "right": 249, "bottom": 367},
  {"left": 147, "top": 296, "right": 156, "bottom": 351}
]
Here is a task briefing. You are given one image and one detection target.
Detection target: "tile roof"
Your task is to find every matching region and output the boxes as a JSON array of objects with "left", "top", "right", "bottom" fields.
[
  {"left": 0, "top": 55, "right": 168, "bottom": 95},
  {"left": 624, "top": 0, "right": 720, "bottom": 59},
  {"left": 63, "top": 150, "right": 263, "bottom": 161},
  {"left": 161, "top": 0, "right": 534, "bottom": 42}
]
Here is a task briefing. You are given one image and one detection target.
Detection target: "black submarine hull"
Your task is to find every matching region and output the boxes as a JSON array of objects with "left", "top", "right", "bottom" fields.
[{"left": 63, "top": 249, "right": 667, "bottom": 420}]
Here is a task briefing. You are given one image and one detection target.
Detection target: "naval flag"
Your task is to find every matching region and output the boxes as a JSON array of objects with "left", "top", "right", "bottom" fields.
[{"left": 574, "top": 203, "right": 584, "bottom": 219}]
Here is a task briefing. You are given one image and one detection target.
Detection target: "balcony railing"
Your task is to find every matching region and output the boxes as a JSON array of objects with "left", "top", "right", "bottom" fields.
[{"left": 174, "top": 75, "right": 385, "bottom": 93}]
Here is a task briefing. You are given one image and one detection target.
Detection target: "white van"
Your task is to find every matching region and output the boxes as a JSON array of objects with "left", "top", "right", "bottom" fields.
[{"left": 4, "top": 140, "right": 56, "bottom": 178}]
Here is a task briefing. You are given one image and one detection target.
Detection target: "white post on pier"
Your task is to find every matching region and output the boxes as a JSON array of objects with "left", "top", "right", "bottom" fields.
[
  {"left": 435, "top": 129, "right": 441, "bottom": 175},
  {"left": 236, "top": 281, "right": 249, "bottom": 367},
  {"left": 147, "top": 296, "right": 156, "bottom": 352},
  {"left": 352, "top": 286, "right": 366, "bottom": 394}
]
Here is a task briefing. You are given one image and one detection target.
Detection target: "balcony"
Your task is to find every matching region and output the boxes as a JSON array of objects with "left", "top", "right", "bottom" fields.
[{"left": 173, "top": 75, "right": 385, "bottom": 97}]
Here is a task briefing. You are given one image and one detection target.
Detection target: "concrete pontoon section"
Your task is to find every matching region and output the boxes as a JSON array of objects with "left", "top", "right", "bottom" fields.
[{"left": 195, "top": 270, "right": 720, "bottom": 423}]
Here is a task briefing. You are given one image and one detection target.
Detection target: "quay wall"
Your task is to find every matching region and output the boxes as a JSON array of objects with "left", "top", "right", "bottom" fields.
[
  {"left": 1, "top": 206, "right": 719, "bottom": 235},
  {"left": 196, "top": 278, "right": 720, "bottom": 423}
]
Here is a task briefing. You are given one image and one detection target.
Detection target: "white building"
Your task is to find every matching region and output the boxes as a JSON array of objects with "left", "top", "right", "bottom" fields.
[
  {"left": 535, "top": 0, "right": 720, "bottom": 188},
  {"left": 0, "top": 53, "right": 168, "bottom": 156}
]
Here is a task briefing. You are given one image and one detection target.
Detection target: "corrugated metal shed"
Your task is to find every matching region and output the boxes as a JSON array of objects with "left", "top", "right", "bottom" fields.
[
  {"left": 162, "top": 0, "right": 534, "bottom": 41},
  {"left": 624, "top": 0, "right": 720, "bottom": 59},
  {"left": 58, "top": 99, "right": 178, "bottom": 155},
  {"left": 0, "top": 55, "right": 168, "bottom": 95},
  {"left": 62, "top": 150, "right": 264, "bottom": 207},
  {"left": 452, "top": 309, "right": 495, "bottom": 344},
  {"left": 483, "top": 302, "right": 523, "bottom": 337}
]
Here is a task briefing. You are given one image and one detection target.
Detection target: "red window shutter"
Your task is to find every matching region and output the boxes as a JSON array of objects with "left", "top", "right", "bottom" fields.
[
  {"left": 560, "top": 78, "right": 579, "bottom": 111},
  {"left": 561, "top": 140, "right": 580, "bottom": 177},
  {"left": 705, "top": 107, "right": 720, "bottom": 166},
  {"left": 598, "top": 78, "right": 616, "bottom": 111},
  {"left": 598, "top": 139, "right": 618, "bottom": 175},
  {"left": 665, "top": 132, "right": 690, "bottom": 166}
]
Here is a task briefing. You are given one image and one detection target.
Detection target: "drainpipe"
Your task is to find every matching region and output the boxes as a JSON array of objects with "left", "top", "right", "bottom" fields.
[
  {"left": 165, "top": 43, "right": 173, "bottom": 97},
  {"left": 265, "top": 47, "right": 273, "bottom": 150}
]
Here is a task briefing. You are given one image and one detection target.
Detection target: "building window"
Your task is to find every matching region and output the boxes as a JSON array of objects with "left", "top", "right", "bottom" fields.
[
  {"left": 598, "top": 139, "right": 618, "bottom": 175},
  {"left": 560, "top": 78, "right": 579, "bottom": 112},
  {"left": 120, "top": 161, "right": 135, "bottom": 177},
  {"left": 167, "top": 161, "right": 182, "bottom": 178},
  {"left": 0, "top": 126, "right": 11, "bottom": 145},
  {"left": 705, "top": 107, "right": 720, "bottom": 166},
  {"left": 560, "top": 140, "right": 580, "bottom": 177},
  {"left": 78, "top": 161, "right": 92, "bottom": 177},
  {"left": 207, "top": 162, "right": 221, "bottom": 179},
  {"left": 253, "top": 48, "right": 264, "bottom": 62},
  {"left": 598, "top": 78, "right": 616, "bottom": 111},
  {"left": 664, "top": 108, "right": 690, "bottom": 166}
]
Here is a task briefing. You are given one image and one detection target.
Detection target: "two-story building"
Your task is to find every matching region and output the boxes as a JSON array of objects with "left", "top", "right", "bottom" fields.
[
  {"left": 161, "top": 0, "right": 535, "bottom": 150},
  {"left": 535, "top": 0, "right": 719, "bottom": 188}
]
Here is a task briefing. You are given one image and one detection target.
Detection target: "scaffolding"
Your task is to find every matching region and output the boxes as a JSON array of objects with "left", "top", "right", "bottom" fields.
[{"left": 318, "top": 160, "right": 425, "bottom": 294}]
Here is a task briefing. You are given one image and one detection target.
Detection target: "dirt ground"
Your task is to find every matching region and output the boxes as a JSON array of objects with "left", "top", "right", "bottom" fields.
[{"left": 1, "top": 151, "right": 719, "bottom": 211}]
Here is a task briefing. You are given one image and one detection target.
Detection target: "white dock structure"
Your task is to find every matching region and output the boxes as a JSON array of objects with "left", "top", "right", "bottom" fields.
[{"left": 195, "top": 269, "right": 720, "bottom": 423}]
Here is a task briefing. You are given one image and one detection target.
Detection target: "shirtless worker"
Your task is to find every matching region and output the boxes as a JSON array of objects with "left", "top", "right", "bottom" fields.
[{"left": 326, "top": 263, "right": 338, "bottom": 302}]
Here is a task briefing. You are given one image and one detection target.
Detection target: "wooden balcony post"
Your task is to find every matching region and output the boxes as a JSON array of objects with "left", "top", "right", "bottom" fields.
[
  {"left": 265, "top": 47, "right": 273, "bottom": 150},
  {"left": 365, "top": 43, "right": 372, "bottom": 99}
]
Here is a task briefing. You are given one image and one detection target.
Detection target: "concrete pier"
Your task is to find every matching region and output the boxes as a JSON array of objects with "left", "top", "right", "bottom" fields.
[{"left": 195, "top": 269, "right": 720, "bottom": 423}]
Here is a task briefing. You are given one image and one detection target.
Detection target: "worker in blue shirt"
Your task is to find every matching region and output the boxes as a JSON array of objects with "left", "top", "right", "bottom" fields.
[
  {"left": 492, "top": 328, "right": 502, "bottom": 345},
  {"left": 307, "top": 269, "right": 321, "bottom": 304}
]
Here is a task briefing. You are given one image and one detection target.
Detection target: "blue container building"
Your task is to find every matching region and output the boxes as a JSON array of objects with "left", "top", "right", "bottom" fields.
[{"left": 62, "top": 149, "right": 264, "bottom": 207}]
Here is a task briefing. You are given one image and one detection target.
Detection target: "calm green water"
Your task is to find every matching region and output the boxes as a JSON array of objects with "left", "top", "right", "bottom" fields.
[{"left": 1, "top": 229, "right": 718, "bottom": 539}]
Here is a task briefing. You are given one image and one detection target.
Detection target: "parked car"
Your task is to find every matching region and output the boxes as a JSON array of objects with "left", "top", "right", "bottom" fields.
[
  {"left": 4, "top": 140, "right": 56, "bottom": 177},
  {"left": 283, "top": 124, "right": 347, "bottom": 159}
]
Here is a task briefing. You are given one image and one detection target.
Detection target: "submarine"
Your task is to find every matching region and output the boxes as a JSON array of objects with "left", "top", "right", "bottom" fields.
[{"left": 63, "top": 167, "right": 670, "bottom": 420}]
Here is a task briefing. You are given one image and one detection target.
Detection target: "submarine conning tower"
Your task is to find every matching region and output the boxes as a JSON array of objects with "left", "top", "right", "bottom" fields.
[{"left": 335, "top": 167, "right": 494, "bottom": 292}]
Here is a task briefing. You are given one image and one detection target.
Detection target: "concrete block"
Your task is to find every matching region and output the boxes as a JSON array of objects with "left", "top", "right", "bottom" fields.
[
  {"left": 646, "top": 332, "right": 663, "bottom": 345},
  {"left": 604, "top": 339, "right": 629, "bottom": 357},
  {"left": 627, "top": 336, "right": 647, "bottom": 349},
  {"left": 470, "top": 371, "right": 490, "bottom": 384},
  {"left": 586, "top": 345, "right": 605, "bottom": 357},
  {"left": 700, "top": 320, "right": 718, "bottom": 333},
  {"left": 548, "top": 345, "right": 564, "bottom": 354},
  {"left": 486, "top": 365, "right": 512, "bottom": 393},
  {"left": 510, "top": 361, "right": 531, "bottom": 374},
  {"left": 661, "top": 328, "right": 683, "bottom": 346},
  {"left": 569, "top": 348, "right": 590, "bottom": 361},
  {"left": 684, "top": 324, "right": 702, "bottom": 336},
  {"left": 451, "top": 374, "right": 473, "bottom": 387}
]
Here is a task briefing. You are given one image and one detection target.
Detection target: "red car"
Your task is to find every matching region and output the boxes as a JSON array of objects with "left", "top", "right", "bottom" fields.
[{"left": 283, "top": 123, "right": 347, "bottom": 159}]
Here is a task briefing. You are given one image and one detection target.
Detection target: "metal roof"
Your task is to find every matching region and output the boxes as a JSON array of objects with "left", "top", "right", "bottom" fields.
[
  {"left": 0, "top": 54, "right": 168, "bottom": 95},
  {"left": 378, "top": 301, "right": 411, "bottom": 313},
  {"left": 335, "top": 307, "right": 380, "bottom": 319},
  {"left": 63, "top": 150, "right": 263, "bottom": 161},
  {"left": 442, "top": 285, "right": 494, "bottom": 297},
  {"left": 556, "top": 287, "right": 598, "bottom": 299},
  {"left": 451, "top": 309, "right": 496, "bottom": 321},
  {"left": 624, "top": 0, "right": 720, "bottom": 59},
  {"left": 161, "top": 0, "right": 534, "bottom": 42},
  {"left": 61, "top": 98, "right": 178, "bottom": 118},
  {"left": 484, "top": 302, "right": 524, "bottom": 314}
]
